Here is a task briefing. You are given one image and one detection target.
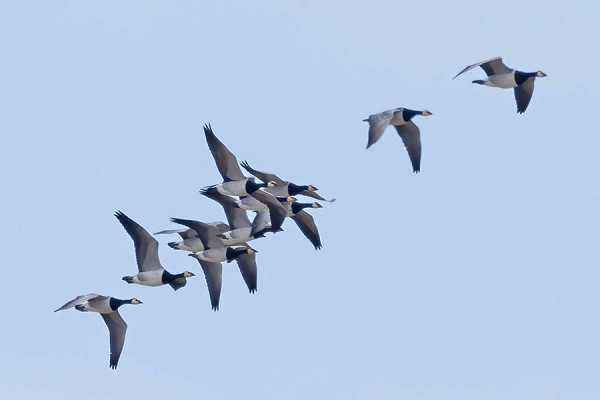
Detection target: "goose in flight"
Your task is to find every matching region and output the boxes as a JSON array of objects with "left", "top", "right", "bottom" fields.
[
  {"left": 453, "top": 57, "right": 547, "bottom": 113},
  {"left": 154, "top": 223, "right": 229, "bottom": 253},
  {"left": 201, "top": 186, "right": 287, "bottom": 233},
  {"left": 115, "top": 211, "right": 195, "bottom": 291},
  {"left": 240, "top": 160, "right": 335, "bottom": 202},
  {"left": 201, "top": 188, "right": 281, "bottom": 240},
  {"left": 203, "top": 124, "right": 277, "bottom": 196},
  {"left": 55, "top": 294, "right": 142, "bottom": 369},
  {"left": 170, "top": 217, "right": 258, "bottom": 310},
  {"left": 363, "top": 108, "right": 432, "bottom": 173}
]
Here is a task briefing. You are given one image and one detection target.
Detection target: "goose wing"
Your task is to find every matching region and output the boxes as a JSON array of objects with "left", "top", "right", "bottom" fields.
[
  {"left": 201, "top": 188, "right": 252, "bottom": 229},
  {"left": 195, "top": 259, "right": 222, "bottom": 311},
  {"left": 240, "top": 161, "right": 286, "bottom": 186},
  {"left": 203, "top": 124, "right": 246, "bottom": 182},
  {"left": 170, "top": 218, "right": 226, "bottom": 249},
  {"left": 394, "top": 121, "right": 422, "bottom": 173},
  {"left": 365, "top": 109, "right": 397, "bottom": 148},
  {"left": 115, "top": 211, "right": 163, "bottom": 272},
  {"left": 169, "top": 277, "right": 188, "bottom": 291},
  {"left": 453, "top": 57, "right": 511, "bottom": 79},
  {"left": 251, "top": 210, "right": 272, "bottom": 235},
  {"left": 290, "top": 210, "right": 322, "bottom": 250},
  {"left": 54, "top": 293, "right": 101, "bottom": 312},
  {"left": 249, "top": 189, "right": 287, "bottom": 233},
  {"left": 298, "top": 190, "right": 336, "bottom": 202},
  {"left": 101, "top": 311, "right": 127, "bottom": 369},
  {"left": 153, "top": 228, "right": 198, "bottom": 239},
  {"left": 235, "top": 248, "right": 258, "bottom": 293},
  {"left": 514, "top": 77, "right": 535, "bottom": 114}
]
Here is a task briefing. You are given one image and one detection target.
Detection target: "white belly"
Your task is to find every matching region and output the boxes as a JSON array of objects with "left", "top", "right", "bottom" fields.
[
  {"left": 217, "top": 180, "right": 248, "bottom": 196},
  {"left": 195, "top": 248, "right": 227, "bottom": 263},
  {"left": 132, "top": 270, "right": 164, "bottom": 286},
  {"left": 176, "top": 237, "right": 205, "bottom": 252},
  {"left": 487, "top": 73, "right": 517, "bottom": 88}
]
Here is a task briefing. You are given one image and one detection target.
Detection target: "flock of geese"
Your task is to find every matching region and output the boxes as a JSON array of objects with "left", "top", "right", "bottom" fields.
[{"left": 55, "top": 56, "right": 547, "bottom": 369}]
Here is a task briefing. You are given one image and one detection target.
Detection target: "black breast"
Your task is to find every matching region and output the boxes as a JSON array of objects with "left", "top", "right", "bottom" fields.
[
  {"left": 514, "top": 70, "right": 536, "bottom": 86},
  {"left": 161, "top": 269, "right": 174, "bottom": 284},
  {"left": 402, "top": 109, "right": 420, "bottom": 121},
  {"left": 109, "top": 297, "right": 126, "bottom": 311}
]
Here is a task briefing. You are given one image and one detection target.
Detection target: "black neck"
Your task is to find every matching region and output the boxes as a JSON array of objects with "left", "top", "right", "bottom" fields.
[
  {"left": 514, "top": 70, "right": 537, "bottom": 85},
  {"left": 402, "top": 109, "right": 421, "bottom": 121},
  {"left": 161, "top": 270, "right": 185, "bottom": 284},
  {"left": 287, "top": 182, "right": 309, "bottom": 195},
  {"left": 291, "top": 202, "right": 313, "bottom": 214},
  {"left": 226, "top": 247, "right": 246, "bottom": 261},
  {"left": 245, "top": 180, "right": 266, "bottom": 194},
  {"left": 109, "top": 297, "right": 130, "bottom": 311},
  {"left": 253, "top": 226, "right": 278, "bottom": 238}
]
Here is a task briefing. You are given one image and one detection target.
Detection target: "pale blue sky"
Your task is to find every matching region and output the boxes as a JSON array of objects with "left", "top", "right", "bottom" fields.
[{"left": 1, "top": 1, "right": 599, "bottom": 399}]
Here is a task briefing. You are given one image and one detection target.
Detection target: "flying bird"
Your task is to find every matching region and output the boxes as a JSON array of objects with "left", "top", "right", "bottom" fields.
[
  {"left": 363, "top": 108, "right": 432, "bottom": 173},
  {"left": 115, "top": 211, "right": 195, "bottom": 291},
  {"left": 453, "top": 57, "right": 547, "bottom": 113},
  {"left": 240, "top": 160, "right": 335, "bottom": 202},
  {"left": 170, "top": 217, "right": 258, "bottom": 310},
  {"left": 55, "top": 294, "right": 142, "bottom": 369},
  {"left": 203, "top": 124, "right": 276, "bottom": 196}
]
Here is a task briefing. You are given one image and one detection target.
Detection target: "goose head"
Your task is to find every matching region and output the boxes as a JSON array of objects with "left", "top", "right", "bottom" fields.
[
  {"left": 267, "top": 180, "right": 278, "bottom": 187},
  {"left": 312, "top": 202, "right": 323, "bottom": 208},
  {"left": 130, "top": 298, "right": 143, "bottom": 305},
  {"left": 307, "top": 185, "right": 318, "bottom": 192},
  {"left": 246, "top": 247, "right": 258, "bottom": 254},
  {"left": 287, "top": 196, "right": 297, "bottom": 203},
  {"left": 183, "top": 271, "right": 196, "bottom": 278},
  {"left": 421, "top": 110, "right": 433, "bottom": 116},
  {"left": 536, "top": 71, "right": 547, "bottom": 78}
]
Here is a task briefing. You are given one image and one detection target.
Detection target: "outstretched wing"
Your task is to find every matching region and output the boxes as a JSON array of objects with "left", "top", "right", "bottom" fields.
[
  {"left": 170, "top": 217, "right": 226, "bottom": 249},
  {"left": 249, "top": 189, "right": 287, "bottom": 233},
  {"left": 115, "top": 211, "right": 163, "bottom": 272},
  {"left": 204, "top": 124, "right": 246, "bottom": 181},
  {"left": 101, "top": 311, "right": 128, "bottom": 369},
  {"left": 514, "top": 77, "right": 535, "bottom": 114},
  {"left": 54, "top": 294, "right": 100, "bottom": 312},
  {"left": 365, "top": 109, "right": 397, "bottom": 148},
  {"left": 290, "top": 210, "right": 322, "bottom": 250},
  {"left": 240, "top": 161, "right": 286, "bottom": 186},
  {"left": 201, "top": 187, "right": 252, "bottom": 229},
  {"left": 394, "top": 121, "right": 422, "bottom": 173},
  {"left": 235, "top": 248, "right": 258, "bottom": 293},
  {"left": 194, "top": 259, "right": 223, "bottom": 311},
  {"left": 453, "top": 57, "right": 511, "bottom": 79}
]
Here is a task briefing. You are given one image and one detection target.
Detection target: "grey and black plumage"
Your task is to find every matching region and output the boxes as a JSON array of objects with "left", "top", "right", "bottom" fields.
[
  {"left": 55, "top": 294, "right": 142, "bottom": 369},
  {"left": 154, "top": 223, "right": 229, "bottom": 253},
  {"left": 201, "top": 186, "right": 286, "bottom": 234},
  {"left": 170, "top": 217, "right": 258, "bottom": 310},
  {"left": 240, "top": 160, "right": 335, "bottom": 202},
  {"left": 363, "top": 108, "right": 432, "bottom": 173},
  {"left": 115, "top": 211, "right": 195, "bottom": 291},
  {"left": 203, "top": 124, "right": 276, "bottom": 196},
  {"left": 201, "top": 188, "right": 280, "bottom": 240},
  {"left": 453, "top": 57, "right": 547, "bottom": 113},
  {"left": 283, "top": 201, "right": 323, "bottom": 250}
]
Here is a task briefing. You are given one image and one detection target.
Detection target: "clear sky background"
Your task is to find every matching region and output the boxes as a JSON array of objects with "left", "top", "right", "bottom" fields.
[{"left": 1, "top": 1, "right": 599, "bottom": 399}]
